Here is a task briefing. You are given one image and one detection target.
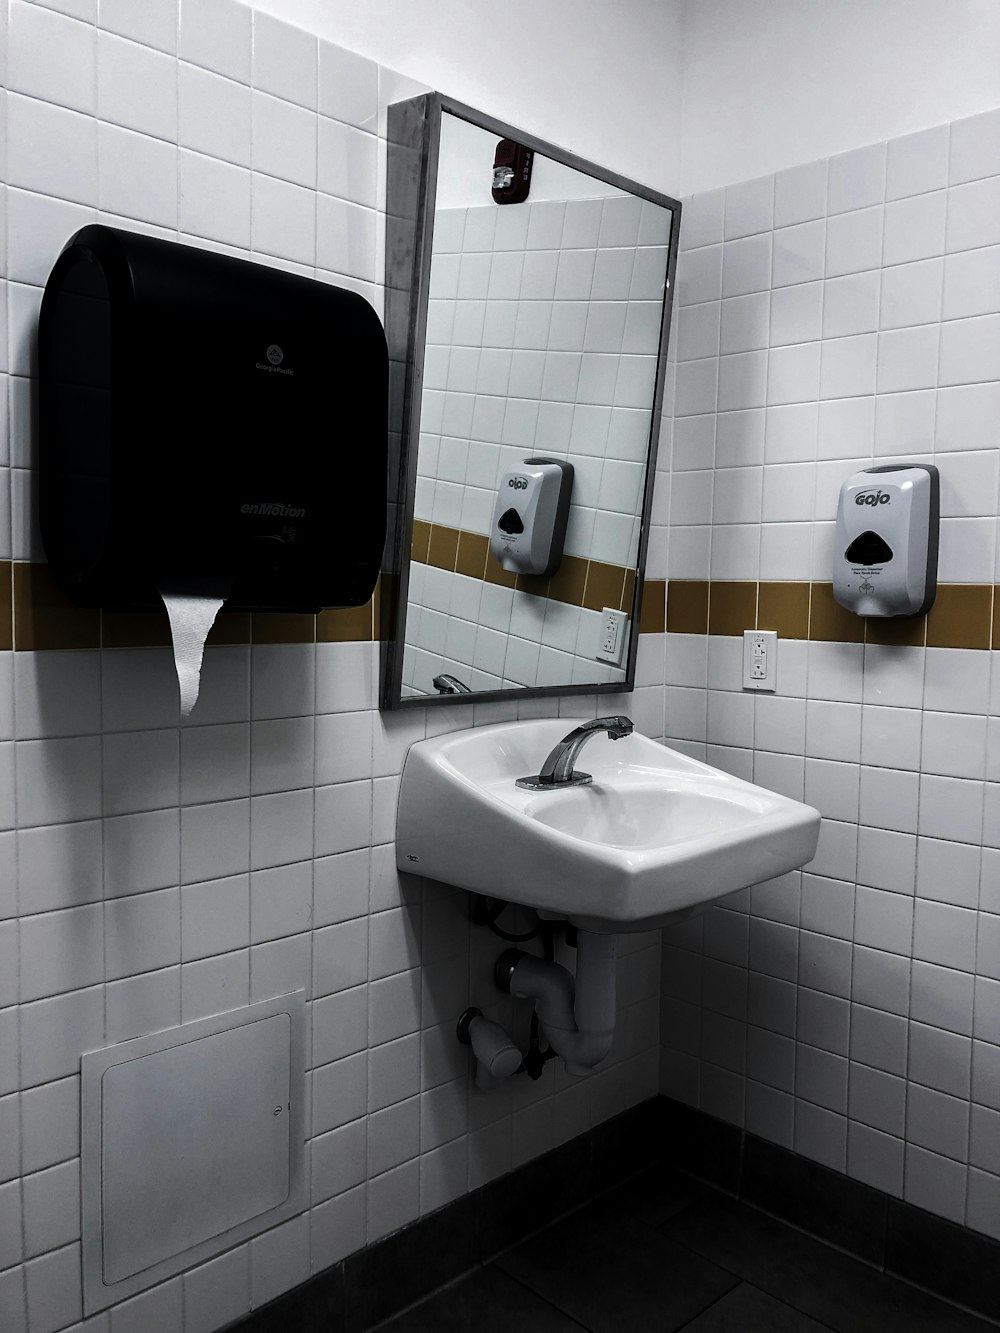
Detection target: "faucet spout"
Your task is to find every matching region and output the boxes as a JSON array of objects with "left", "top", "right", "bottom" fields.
[{"left": 516, "top": 715, "right": 634, "bottom": 790}]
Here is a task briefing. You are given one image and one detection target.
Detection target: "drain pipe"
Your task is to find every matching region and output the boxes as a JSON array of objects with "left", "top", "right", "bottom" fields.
[{"left": 496, "top": 930, "right": 617, "bottom": 1076}]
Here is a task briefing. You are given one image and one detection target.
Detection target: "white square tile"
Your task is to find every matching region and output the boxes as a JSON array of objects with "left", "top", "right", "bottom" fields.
[
  {"left": 103, "top": 728, "right": 178, "bottom": 815},
  {"left": 822, "top": 271, "right": 879, "bottom": 339},
  {"left": 766, "top": 341, "right": 820, "bottom": 406},
  {"left": 178, "top": 149, "right": 250, "bottom": 248},
  {"left": 98, "top": 31, "right": 176, "bottom": 140},
  {"left": 316, "top": 194, "right": 377, "bottom": 281},
  {"left": 252, "top": 174, "right": 315, "bottom": 266},
  {"left": 318, "top": 116, "right": 378, "bottom": 209},
  {"left": 770, "top": 281, "right": 822, "bottom": 347},
  {"left": 100, "top": 0, "right": 177, "bottom": 54},
  {"left": 19, "top": 1076, "right": 78, "bottom": 1175},
  {"left": 179, "top": 0, "right": 251, "bottom": 84},
  {"left": 680, "top": 188, "right": 724, "bottom": 250},
  {"left": 9, "top": 0, "right": 96, "bottom": 114},
  {"left": 12, "top": 190, "right": 94, "bottom": 292},
  {"left": 873, "top": 389, "right": 935, "bottom": 457},
  {"left": 771, "top": 220, "right": 824, "bottom": 288},
  {"left": 252, "top": 91, "right": 316, "bottom": 189},
  {"left": 250, "top": 1214, "right": 309, "bottom": 1309},
  {"left": 677, "top": 244, "right": 722, "bottom": 306},
  {"left": 774, "top": 159, "right": 827, "bottom": 228},
  {"left": 858, "top": 764, "right": 919, "bottom": 833},
  {"left": 879, "top": 256, "right": 943, "bottom": 329},
  {"left": 717, "top": 350, "right": 767, "bottom": 412},
  {"left": 250, "top": 860, "right": 312, "bottom": 943},
  {"left": 946, "top": 175, "right": 1000, "bottom": 253},
  {"left": 939, "top": 314, "right": 1000, "bottom": 386},
  {"left": 847, "top": 1120, "right": 904, "bottom": 1197},
  {"left": 183, "top": 1246, "right": 250, "bottom": 1333},
  {"left": 320, "top": 39, "right": 377, "bottom": 132},
  {"left": 180, "top": 798, "right": 250, "bottom": 884},
  {"left": 25, "top": 1241, "right": 83, "bottom": 1333},
  {"left": 104, "top": 808, "right": 180, "bottom": 898},
  {"left": 249, "top": 788, "right": 314, "bottom": 869},
  {"left": 855, "top": 880, "right": 913, "bottom": 958},
  {"left": 913, "top": 898, "right": 978, "bottom": 971},
  {"left": 8, "top": 93, "right": 98, "bottom": 206},
  {"left": 98, "top": 122, "right": 177, "bottom": 227},
  {"left": 178, "top": 63, "right": 251, "bottom": 167},
  {"left": 877, "top": 324, "right": 939, "bottom": 394},
  {"left": 826, "top": 206, "right": 883, "bottom": 277},
  {"left": 105, "top": 966, "right": 181, "bottom": 1043},
  {"left": 252, "top": 11, "right": 317, "bottom": 108},
  {"left": 883, "top": 191, "right": 946, "bottom": 267},
  {"left": 764, "top": 401, "right": 818, "bottom": 463},
  {"left": 886, "top": 125, "right": 950, "bottom": 200},
  {"left": 950, "top": 107, "right": 1000, "bottom": 185},
  {"left": 820, "top": 333, "right": 877, "bottom": 400},
  {"left": 185, "top": 874, "right": 254, "bottom": 959},
  {"left": 105, "top": 887, "right": 180, "bottom": 979},
  {"left": 16, "top": 736, "right": 101, "bottom": 826},
  {"left": 910, "top": 959, "right": 974, "bottom": 1035},
  {"left": 816, "top": 396, "right": 874, "bottom": 461},
  {"left": 721, "top": 232, "right": 771, "bottom": 297},
  {"left": 724, "top": 175, "right": 774, "bottom": 240},
  {"left": 828, "top": 143, "right": 885, "bottom": 214},
  {"left": 942, "top": 244, "right": 1000, "bottom": 321}
]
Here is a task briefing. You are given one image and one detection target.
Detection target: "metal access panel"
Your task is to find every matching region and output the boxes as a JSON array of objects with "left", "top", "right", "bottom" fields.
[{"left": 82, "top": 993, "right": 306, "bottom": 1314}]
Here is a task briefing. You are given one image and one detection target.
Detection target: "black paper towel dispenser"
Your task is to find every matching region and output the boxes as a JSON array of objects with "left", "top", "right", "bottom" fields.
[{"left": 39, "top": 225, "right": 388, "bottom": 612}]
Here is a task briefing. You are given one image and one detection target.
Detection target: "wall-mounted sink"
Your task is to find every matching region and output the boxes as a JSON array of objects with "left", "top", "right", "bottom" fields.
[{"left": 396, "top": 718, "right": 820, "bottom": 932}]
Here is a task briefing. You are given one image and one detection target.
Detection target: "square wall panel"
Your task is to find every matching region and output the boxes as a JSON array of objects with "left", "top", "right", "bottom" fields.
[{"left": 82, "top": 993, "right": 305, "bottom": 1313}]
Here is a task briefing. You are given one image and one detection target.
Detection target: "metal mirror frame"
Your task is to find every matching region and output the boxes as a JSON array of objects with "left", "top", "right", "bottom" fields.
[{"left": 380, "top": 92, "right": 682, "bottom": 710}]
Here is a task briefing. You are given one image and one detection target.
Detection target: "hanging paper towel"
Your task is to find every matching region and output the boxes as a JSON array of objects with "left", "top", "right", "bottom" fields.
[{"left": 158, "top": 579, "right": 232, "bottom": 719}]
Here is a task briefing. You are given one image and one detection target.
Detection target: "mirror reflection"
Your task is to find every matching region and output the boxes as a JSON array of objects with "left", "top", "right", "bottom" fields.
[{"left": 398, "top": 110, "right": 676, "bottom": 700}]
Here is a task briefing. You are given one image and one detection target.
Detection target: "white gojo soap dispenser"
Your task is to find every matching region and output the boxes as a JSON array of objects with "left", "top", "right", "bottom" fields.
[
  {"left": 489, "top": 457, "right": 574, "bottom": 577},
  {"left": 833, "top": 464, "right": 939, "bottom": 617}
]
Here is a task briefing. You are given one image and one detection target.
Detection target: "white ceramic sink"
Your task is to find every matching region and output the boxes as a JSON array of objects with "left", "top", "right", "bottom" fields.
[{"left": 396, "top": 718, "right": 820, "bottom": 932}]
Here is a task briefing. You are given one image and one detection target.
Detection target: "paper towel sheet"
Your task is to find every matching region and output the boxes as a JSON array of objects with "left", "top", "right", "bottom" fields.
[{"left": 158, "top": 580, "right": 232, "bottom": 719}]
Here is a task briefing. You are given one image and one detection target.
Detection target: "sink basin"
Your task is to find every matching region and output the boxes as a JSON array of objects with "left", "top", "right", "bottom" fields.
[{"left": 396, "top": 718, "right": 820, "bottom": 932}]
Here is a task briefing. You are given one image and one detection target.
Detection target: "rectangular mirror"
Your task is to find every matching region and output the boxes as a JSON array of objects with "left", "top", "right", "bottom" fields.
[{"left": 382, "top": 94, "right": 680, "bottom": 708}]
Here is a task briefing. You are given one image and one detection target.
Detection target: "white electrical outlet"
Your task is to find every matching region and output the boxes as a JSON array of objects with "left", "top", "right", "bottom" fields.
[
  {"left": 596, "top": 607, "right": 629, "bottom": 665},
  {"left": 743, "top": 629, "right": 777, "bottom": 691}
]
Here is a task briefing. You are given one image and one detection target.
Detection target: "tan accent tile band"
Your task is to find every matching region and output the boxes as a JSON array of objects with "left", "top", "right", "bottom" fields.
[
  {"left": 9, "top": 563, "right": 378, "bottom": 651},
  {"left": 652, "top": 580, "right": 1000, "bottom": 650},
  {"left": 5, "top": 565, "right": 998, "bottom": 653},
  {"left": 414, "top": 521, "right": 634, "bottom": 614}
]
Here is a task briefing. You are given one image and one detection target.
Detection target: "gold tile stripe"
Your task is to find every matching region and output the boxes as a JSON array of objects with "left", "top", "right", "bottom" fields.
[
  {"left": 413, "top": 519, "right": 634, "bottom": 615},
  {"left": 8, "top": 563, "right": 378, "bottom": 651},
  {"left": 4, "top": 563, "right": 998, "bottom": 652},
  {"left": 644, "top": 580, "right": 1000, "bottom": 650}
]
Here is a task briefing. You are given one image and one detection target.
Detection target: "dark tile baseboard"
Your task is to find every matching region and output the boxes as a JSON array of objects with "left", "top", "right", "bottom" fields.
[
  {"left": 226, "top": 1097, "right": 662, "bottom": 1333},
  {"left": 656, "top": 1097, "right": 1000, "bottom": 1326}
]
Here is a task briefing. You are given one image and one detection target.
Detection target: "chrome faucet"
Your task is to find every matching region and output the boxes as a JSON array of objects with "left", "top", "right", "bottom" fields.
[{"left": 516, "top": 715, "right": 634, "bottom": 791}]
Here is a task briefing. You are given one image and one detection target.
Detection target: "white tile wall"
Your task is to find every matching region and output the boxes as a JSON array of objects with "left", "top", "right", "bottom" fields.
[
  {"left": 662, "top": 107, "right": 1000, "bottom": 1242},
  {"left": 0, "top": 7, "right": 666, "bottom": 1332}
]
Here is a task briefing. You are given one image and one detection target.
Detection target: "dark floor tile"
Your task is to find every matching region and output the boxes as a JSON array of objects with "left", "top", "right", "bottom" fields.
[
  {"left": 886, "top": 1199, "right": 1000, "bottom": 1324},
  {"left": 678, "top": 1282, "right": 834, "bottom": 1332},
  {"left": 375, "top": 1265, "right": 587, "bottom": 1332},
  {"left": 345, "top": 1195, "right": 476, "bottom": 1331},
  {"left": 741, "top": 1134, "right": 887, "bottom": 1265},
  {"left": 589, "top": 1098, "right": 661, "bottom": 1194},
  {"left": 496, "top": 1203, "right": 737, "bottom": 1333},
  {"left": 229, "top": 1264, "right": 346, "bottom": 1333},
  {"left": 603, "top": 1162, "right": 708, "bottom": 1229},
  {"left": 658, "top": 1098, "right": 743, "bottom": 1192},
  {"left": 476, "top": 1137, "right": 591, "bottom": 1262},
  {"left": 662, "top": 1197, "right": 995, "bottom": 1333}
]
